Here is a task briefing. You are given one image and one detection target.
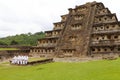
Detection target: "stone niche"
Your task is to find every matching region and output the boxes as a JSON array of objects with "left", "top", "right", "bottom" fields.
[
  {"left": 62, "top": 49, "right": 76, "bottom": 57},
  {"left": 45, "top": 30, "right": 61, "bottom": 37},
  {"left": 76, "top": 6, "right": 87, "bottom": 12},
  {"left": 53, "top": 23, "right": 64, "bottom": 30},
  {"left": 37, "top": 39, "right": 57, "bottom": 47},
  {"left": 45, "top": 31, "right": 52, "bottom": 37},
  {"left": 96, "top": 3, "right": 104, "bottom": 9},
  {"left": 71, "top": 24, "right": 82, "bottom": 30},
  {"left": 61, "top": 15, "right": 67, "bottom": 21},
  {"left": 105, "top": 24, "right": 120, "bottom": 31},
  {"left": 31, "top": 48, "right": 55, "bottom": 54},
  {"left": 94, "top": 15, "right": 117, "bottom": 23},
  {"left": 91, "top": 47, "right": 114, "bottom": 53},
  {"left": 93, "top": 25, "right": 104, "bottom": 31},
  {"left": 74, "top": 15, "right": 84, "bottom": 20},
  {"left": 69, "top": 36, "right": 77, "bottom": 41},
  {"left": 96, "top": 8, "right": 110, "bottom": 15},
  {"left": 70, "top": 5, "right": 87, "bottom": 14},
  {"left": 91, "top": 34, "right": 120, "bottom": 45},
  {"left": 31, "top": 48, "right": 55, "bottom": 58},
  {"left": 93, "top": 23, "right": 120, "bottom": 32},
  {"left": 52, "top": 30, "right": 61, "bottom": 37}
]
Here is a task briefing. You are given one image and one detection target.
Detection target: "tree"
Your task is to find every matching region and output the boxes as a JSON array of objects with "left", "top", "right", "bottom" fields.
[
  {"left": 28, "top": 32, "right": 32, "bottom": 36},
  {"left": 0, "top": 31, "right": 45, "bottom": 46},
  {"left": 35, "top": 31, "right": 44, "bottom": 35},
  {"left": 10, "top": 40, "right": 19, "bottom": 45},
  {"left": 0, "top": 41, "right": 7, "bottom": 45}
]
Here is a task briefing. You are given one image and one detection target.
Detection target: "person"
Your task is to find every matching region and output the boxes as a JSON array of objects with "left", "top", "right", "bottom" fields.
[
  {"left": 11, "top": 56, "right": 17, "bottom": 64},
  {"left": 10, "top": 55, "right": 29, "bottom": 65},
  {"left": 14, "top": 56, "right": 17, "bottom": 64},
  {"left": 25, "top": 56, "right": 28, "bottom": 64},
  {"left": 22, "top": 56, "right": 25, "bottom": 65},
  {"left": 17, "top": 55, "right": 21, "bottom": 65},
  {"left": 20, "top": 56, "right": 23, "bottom": 65}
]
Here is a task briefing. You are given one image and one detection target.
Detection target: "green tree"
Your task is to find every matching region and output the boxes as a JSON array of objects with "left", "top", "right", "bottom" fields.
[
  {"left": 10, "top": 40, "right": 19, "bottom": 45},
  {"left": 0, "top": 41, "right": 7, "bottom": 45},
  {"left": 0, "top": 31, "right": 45, "bottom": 46}
]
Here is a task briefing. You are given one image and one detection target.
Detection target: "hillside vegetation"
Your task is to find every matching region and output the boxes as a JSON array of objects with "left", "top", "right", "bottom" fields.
[{"left": 0, "top": 32, "right": 45, "bottom": 46}]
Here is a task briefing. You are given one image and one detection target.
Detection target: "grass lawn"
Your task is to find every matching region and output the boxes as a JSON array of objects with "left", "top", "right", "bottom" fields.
[
  {"left": 0, "top": 58, "right": 120, "bottom": 80},
  {"left": 0, "top": 48, "right": 19, "bottom": 51},
  {"left": 28, "top": 57, "right": 45, "bottom": 62}
]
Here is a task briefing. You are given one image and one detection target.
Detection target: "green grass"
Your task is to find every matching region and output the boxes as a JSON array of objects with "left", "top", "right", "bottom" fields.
[
  {"left": 0, "top": 59, "right": 120, "bottom": 80},
  {"left": 0, "top": 48, "right": 19, "bottom": 51},
  {"left": 28, "top": 57, "right": 45, "bottom": 62}
]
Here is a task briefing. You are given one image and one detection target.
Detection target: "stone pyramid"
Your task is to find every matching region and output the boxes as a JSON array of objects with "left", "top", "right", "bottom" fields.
[{"left": 30, "top": 1, "right": 120, "bottom": 58}]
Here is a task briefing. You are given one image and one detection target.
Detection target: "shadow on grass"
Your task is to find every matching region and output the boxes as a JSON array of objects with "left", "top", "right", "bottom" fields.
[{"left": 36, "top": 67, "right": 44, "bottom": 70}]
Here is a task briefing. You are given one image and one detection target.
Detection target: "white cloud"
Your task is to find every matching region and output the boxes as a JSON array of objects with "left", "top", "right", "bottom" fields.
[{"left": 0, "top": 0, "right": 120, "bottom": 37}]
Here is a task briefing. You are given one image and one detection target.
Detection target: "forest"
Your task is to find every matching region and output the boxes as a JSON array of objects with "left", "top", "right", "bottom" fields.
[{"left": 0, "top": 32, "right": 45, "bottom": 46}]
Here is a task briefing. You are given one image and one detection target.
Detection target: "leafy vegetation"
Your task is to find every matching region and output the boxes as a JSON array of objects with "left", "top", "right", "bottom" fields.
[
  {"left": 0, "top": 59, "right": 120, "bottom": 80},
  {"left": 0, "top": 32, "right": 45, "bottom": 46}
]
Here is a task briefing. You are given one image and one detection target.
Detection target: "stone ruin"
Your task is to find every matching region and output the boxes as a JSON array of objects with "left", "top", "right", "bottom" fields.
[
  {"left": 0, "top": 46, "right": 30, "bottom": 61},
  {"left": 29, "top": 2, "right": 120, "bottom": 59}
]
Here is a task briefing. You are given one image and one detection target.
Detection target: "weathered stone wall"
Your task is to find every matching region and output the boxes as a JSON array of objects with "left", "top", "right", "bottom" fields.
[{"left": 0, "top": 50, "right": 30, "bottom": 62}]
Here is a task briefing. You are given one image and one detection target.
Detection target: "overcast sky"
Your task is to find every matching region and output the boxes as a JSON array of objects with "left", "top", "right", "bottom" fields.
[{"left": 0, "top": 0, "right": 120, "bottom": 37}]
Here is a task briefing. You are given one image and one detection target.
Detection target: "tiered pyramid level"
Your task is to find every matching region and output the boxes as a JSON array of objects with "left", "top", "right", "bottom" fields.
[{"left": 30, "top": 2, "right": 120, "bottom": 58}]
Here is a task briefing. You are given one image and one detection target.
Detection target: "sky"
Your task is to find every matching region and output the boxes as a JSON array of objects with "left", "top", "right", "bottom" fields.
[{"left": 0, "top": 0, "right": 120, "bottom": 37}]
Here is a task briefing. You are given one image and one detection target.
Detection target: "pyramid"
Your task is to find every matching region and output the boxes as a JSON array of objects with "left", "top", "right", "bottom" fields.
[{"left": 30, "top": 2, "right": 120, "bottom": 58}]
